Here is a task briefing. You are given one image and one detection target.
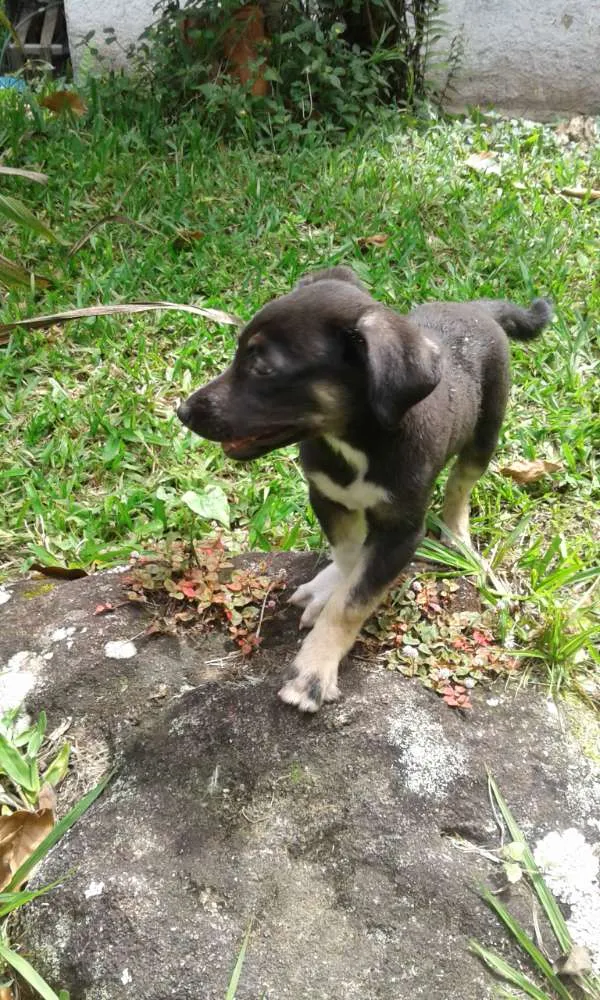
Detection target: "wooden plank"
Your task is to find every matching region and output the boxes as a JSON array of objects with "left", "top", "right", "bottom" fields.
[
  {"left": 40, "top": 4, "right": 59, "bottom": 63},
  {"left": 7, "top": 1, "right": 36, "bottom": 69}
]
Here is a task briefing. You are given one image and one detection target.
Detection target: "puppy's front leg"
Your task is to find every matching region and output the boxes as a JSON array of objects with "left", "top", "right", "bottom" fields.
[
  {"left": 289, "top": 494, "right": 367, "bottom": 629},
  {"left": 279, "top": 524, "right": 424, "bottom": 712}
]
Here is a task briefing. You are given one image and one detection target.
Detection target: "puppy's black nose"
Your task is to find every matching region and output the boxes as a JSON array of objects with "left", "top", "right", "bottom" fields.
[{"left": 177, "top": 401, "right": 192, "bottom": 425}]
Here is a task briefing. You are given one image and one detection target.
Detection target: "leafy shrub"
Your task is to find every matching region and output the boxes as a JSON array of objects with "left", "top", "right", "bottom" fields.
[{"left": 118, "top": 0, "right": 445, "bottom": 139}]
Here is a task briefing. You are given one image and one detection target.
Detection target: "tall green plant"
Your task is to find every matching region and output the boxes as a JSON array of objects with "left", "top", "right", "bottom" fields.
[{"left": 0, "top": 165, "right": 56, "bottom": 289}]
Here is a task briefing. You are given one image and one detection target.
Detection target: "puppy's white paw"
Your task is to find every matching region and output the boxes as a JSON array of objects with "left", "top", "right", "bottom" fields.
[
  {"left": 441, "top": 523, "right": 472, "bottom": 550},
  {"left": 288, "top": 580, "right": 315, "bottom": 608},
  {"left": 288, "top": 563, "right": 341, "bottom": 629},
  {"left": 278, "top": 668, "right": 340, "bottom": 713}
]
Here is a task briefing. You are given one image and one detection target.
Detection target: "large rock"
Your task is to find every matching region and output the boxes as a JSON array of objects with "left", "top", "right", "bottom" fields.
[{"left": 1, "top": 555, "right": 599, "bottom": 1000}]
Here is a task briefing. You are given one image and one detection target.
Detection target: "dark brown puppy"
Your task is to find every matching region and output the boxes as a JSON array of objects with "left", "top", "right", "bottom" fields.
[{"left": 177, "top": 268, "right": 551, "bottom": 712}]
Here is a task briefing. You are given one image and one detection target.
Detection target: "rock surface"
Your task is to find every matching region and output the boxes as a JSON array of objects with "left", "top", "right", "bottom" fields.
[{"left": 1, "top": 554, "right": 599, "bottom": 1000}]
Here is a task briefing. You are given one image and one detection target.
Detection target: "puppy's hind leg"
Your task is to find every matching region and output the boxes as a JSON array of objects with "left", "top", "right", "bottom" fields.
[
  {"left": 442, "top": 457, "right": 487, "bottom": 548},
  {"left": 442, "top": 383, "right": 507, "bottom": 548}
]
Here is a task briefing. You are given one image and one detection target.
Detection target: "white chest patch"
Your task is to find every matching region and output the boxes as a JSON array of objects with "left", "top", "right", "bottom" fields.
[{"left": 308, "top": 435, "right": 390, "bottom": 511}]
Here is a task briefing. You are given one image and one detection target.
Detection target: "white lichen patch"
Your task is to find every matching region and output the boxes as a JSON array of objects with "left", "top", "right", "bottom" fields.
[
  {"left": 104, "top": 640, "right": 137, "bottom": 659},
  {"left": 534, "top": 828, "right": 600, "bottom": 972},
  {"left": 0, "top": 587, "right": 11, "bottom": 605},
  {"left": 84, "top": 880, "right": 105, "bottom": 899},
  {"left": 121, "top": 969, "right": 132, "bottom": 985},
  {"left": 51, "top": 626, "right": 77, "bottom": 642},
  {"left": 387, "top": 707, "right": 468, "bottom": 799},
  {"left": 0, "top": 650, "right": 43, "bottom": 712}
]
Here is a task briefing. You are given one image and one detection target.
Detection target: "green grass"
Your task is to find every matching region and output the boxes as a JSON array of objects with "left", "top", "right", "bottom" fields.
[
  {"left": 0, "top": 706, "right": 112, "bottom": 999},
  {"left": 471, "top": 775, "right": 600, "bottom": 1000},
  {"left": 0, "top": 93, "right": 598, "bottom": 692}
]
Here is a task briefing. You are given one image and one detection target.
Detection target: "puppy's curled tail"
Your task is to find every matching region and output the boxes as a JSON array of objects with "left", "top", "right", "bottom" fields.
[{"left": 481, "top": 297, "right": 553, "bottom": 340}]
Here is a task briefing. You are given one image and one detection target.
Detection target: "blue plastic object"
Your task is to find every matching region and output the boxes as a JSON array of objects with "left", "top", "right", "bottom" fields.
[{"left": 0, "top": 76, "right": 26, "bottom": 91}]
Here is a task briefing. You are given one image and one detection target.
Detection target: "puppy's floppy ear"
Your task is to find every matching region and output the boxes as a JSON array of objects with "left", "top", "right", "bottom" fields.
[
  {"left": 295, "top": 266, "right": 367, "bottom": 292},
  {"left": 356, "top": 306, "right": 442, "bottom": 428}
]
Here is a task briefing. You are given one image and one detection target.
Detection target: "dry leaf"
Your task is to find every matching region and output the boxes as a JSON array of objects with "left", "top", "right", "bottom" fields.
[
  {"left": 37, "top": 784, "right": 57, "bottom": 812},
  {"left": 173, "top": 228, "right": 205, "bottom": 249},
  {"left": 30, "top": 562, "right": 87, "bottom": 580},
  {"left": 0, "top": 300, "right": 242, "bottom": 345},
  {"left": 93, "top": 602, "right": 115, "bottom": 615},
  {"left": 555, "top": 115, "right": 597, "bottom": 149},
  {"left": 0, "top": 806, "right": 54, "bottom": 890},
  {"left": 465, "top": 151, "right": 501, "bottom": 175},
  {"left": 0, "top": 165, "right": 48, "bottom": 184},
  {"left": 0, "top": 254, "right": 53, "bottom": 290},
  {"left": 148, "top": 683, "right": 169, "bottom": 701},
  {"left": 40, "top": 91, "right": 87, "bottom": 117},
  {"left": 357, "top": 233, "right": 389, "bottom": 249},
  {"left": 499, "top": 459, "right": 562, "bottom": 484},
  {"left": 47, "top": 717, "right": 72, "bottom": 743},
  {"left": 556, "top": 944, "right": 593, "bottom": 978},
  {"left": 558, "top": 186, "right": 600, "bottom": 202},
  {"left": 0, "top": 987, "right": 14, "bottom": 1000}
]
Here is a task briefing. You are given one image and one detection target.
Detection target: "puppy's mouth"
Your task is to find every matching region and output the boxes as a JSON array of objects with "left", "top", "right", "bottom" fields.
[{"left": 222, "top": 425, "right": 300, "bottom": 460}]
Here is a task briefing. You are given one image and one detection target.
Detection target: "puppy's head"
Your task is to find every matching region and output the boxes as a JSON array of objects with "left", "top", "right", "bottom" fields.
[{"left": 177, "top": 268, "right": 441, "bottom": 459}]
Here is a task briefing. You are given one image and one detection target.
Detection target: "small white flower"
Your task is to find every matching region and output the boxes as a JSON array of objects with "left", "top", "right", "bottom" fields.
[{"left": 402, "top": 645, "right": 419, "bottom": 659}]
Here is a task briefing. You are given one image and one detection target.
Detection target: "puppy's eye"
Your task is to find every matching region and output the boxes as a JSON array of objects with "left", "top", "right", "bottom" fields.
[
  {"left": 251, "top": 358, "right": 274, "bottom": 377},
  {"left": 245, "top": 346, "right": 274, "bottom": 377}
]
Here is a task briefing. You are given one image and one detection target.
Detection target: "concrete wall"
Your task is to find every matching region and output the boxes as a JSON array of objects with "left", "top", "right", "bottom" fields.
[
  {"left": 64, "top": 0, "right": 155, "bottom": 73},
  {"left": 438, "top": 0, "right": 600, "bottom": 118},
  {"left": 64, "top": 0, "right": 600, "bottom": 117}
]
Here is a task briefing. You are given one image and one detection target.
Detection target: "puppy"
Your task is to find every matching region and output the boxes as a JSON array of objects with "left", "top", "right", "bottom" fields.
[{"left": 177, "top": 267, "right": 551, "bottom": 712}]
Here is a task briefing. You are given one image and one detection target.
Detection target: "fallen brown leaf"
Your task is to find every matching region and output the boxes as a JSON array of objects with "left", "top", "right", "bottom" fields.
[
  {"left": 0, "top": 165, "right": 48, "bottom": 183},
  {"left": 499, "top": 459, "right": 562, "bottom": 484},
  {"left": 0, "top": 986, "right": 14, "bottom": 1000},
  {"left": 0, "top": 804, "right": 54, "bottom": 891},
  {"left": 558, "top": 186, "right": 600, "bottom": 202},
  {"left": 37, "top": 784, "right": 57, "bottom": 812},
  {"left": 0, "top": 300, "right": 241, "bottom": 345},
  {"left": 555, "top": 115, "right": 597, "bottom": 149},
  {"left": 357, "top": 233, "right": 389, "bottom": 249},
  {"left": 465, "top": 151, "right": 501, "bottom": 175},
  {"left": 148, "top": 683, "right": 169, "bottom": 701},
  {"left": 0, "top": 254, "right": 53, "bottom": 290},
  {"left": 556, "top": 943, "right": 593, "bottom": 977},
  {"left": 40, "top": 91, "right": 87, "bottom": 117},
  {"left": 172, "top": 228, "right": 205, "bottom": 249},
  {"left": 93, "top": 602, "right": 116, "bottom": 615},
  {"left": 30, "top": 562, "right": 87, "bottom": 580}
]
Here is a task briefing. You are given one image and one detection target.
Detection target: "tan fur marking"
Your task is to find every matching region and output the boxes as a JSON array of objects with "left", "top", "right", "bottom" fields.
[
  {"left": 442, "top": 460, "right": 484, "bottom": 547},
  {"left": 279, "top": 553, "right": 387, "bottom": 711}
]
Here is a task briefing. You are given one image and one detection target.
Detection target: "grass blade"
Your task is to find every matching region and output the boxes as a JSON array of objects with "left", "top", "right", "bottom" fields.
[
  {"left": 42, "top": 745, "right": 71, "bottom": 787},
  {"left": 0, "top": 940, "right": 64, "bottom": 1000},
  {"left": 0, "top": 733, "right": 38, "bottom": 793},
  {"left": 225, "top": 923, "right": 252, "bottom": 1000},
  {"left": 480, "top": 886, "right": 572, "bottom": 1000},
  {"left": 0, "top": 301, "right": 241, "bottom": 343},
  {"left": 416, "top": 536, "right": 480, "bottom": 574},
  {"left": 68, "top": 214, "right": 161, "bottom": 256},
  {"left": 0, "top": 195, "right": 57, "bottom": 242},
  {"left": 469, "top": 940, "right": 555, "bottom": 1000},
  {"left": 488, "top": 773, "right": 572, "bottom": 953},
  {"left": 0, "top": 879, "right": 63, "bottom": 918},
  {"left": 6, "top": 771, "right": 113, "bottom": 892}
]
